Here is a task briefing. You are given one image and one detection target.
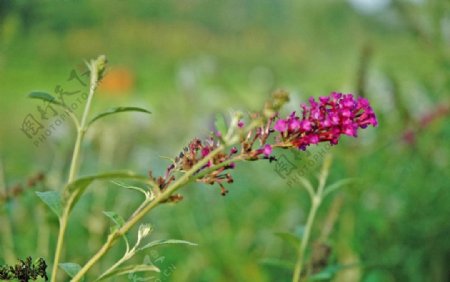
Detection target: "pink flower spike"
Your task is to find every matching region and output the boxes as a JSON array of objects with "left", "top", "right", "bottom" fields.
[
  {"left": 300, "top": 120, "right": 312, "bottom": 131},
  {"left": 289, "top": 118, "right": 301, "bottom": 131},
  {"left": 274, "top": 119, "right": 288, "bottom": 132},
  {"left": 319, "top": 96, "right": 330, "bottom": 103},
  {"left": 343, "top": 125, "right": 357, "bottom": 137},
  {"left": 262, "top": 144, "right": 272, "bottom": 157},
  {"left": 238, "top": 121, "right": 244, "bottom": 128}
]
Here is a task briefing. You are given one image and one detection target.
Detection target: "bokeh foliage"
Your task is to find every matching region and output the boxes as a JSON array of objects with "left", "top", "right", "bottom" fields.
[{"left": 0, "top": 1, "right": 449, "bottom": 281}]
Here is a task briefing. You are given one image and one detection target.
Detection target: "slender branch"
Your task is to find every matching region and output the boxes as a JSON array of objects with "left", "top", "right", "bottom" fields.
[
  {"left": 292, "top": 155, "right": 332, "bottom": 282},
  {"left": 65, "top": 109, "right": 81, "bottom": 131},
  {"left": 95, "top": 248, "right": 132, "bottom": 281},
  {"left": 292, "top": 195, "right": 320, "bottom": 282},
  {"left": 67, "top": 65, "right": 99, "bottom": 183},
  {"left": 72, "top": 116, "right": 264, "bottom": 281},
  {"left": 51, "top": 59, "right": 100, "bottom": 282},
  {"left": 71, "top": 146, "right": 225, "bottom": 281}
]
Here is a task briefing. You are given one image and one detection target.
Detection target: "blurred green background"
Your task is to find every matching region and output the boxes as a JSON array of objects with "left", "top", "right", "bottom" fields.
[{"left": 1, "top": 0, "right": 449, "bottom": 281}]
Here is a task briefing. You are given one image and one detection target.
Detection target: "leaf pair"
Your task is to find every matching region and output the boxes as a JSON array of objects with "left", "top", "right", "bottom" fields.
[{"left": 28, "top": 91, "right": 151, "bottom": 128}]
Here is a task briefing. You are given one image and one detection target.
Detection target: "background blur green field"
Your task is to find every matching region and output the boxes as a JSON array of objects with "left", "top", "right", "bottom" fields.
[{"left": 1, "top": 1, "right": 449, "bottom": 281}]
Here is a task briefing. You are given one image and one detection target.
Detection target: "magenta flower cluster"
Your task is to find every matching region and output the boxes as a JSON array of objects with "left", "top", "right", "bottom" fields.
[
  {"left": 152, "top": 92, "right": 377, "bottom": 197},
  {"left": 274, "top": 92, "right": 377, "bottom": 150}
]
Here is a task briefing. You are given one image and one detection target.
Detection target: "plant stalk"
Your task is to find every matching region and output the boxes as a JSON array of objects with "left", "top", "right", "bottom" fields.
[
  {"left": 51, "top": 60, "right": 99, "bottom": 282},
  {"left": 71, "top": 146, "right": 225, "bottom": 281},
  {"left": 292, "top": 154, "right": 332, "bottom": 282},
  {"left": 292, "top": 196, "right": 321, "bottom": 282}
]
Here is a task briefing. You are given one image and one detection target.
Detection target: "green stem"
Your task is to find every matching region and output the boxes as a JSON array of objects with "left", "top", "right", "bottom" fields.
[
  {"left": 71, "top": 146, "right": 225, "bottom": 281},
  {"left": 51, "top": 60, "right": 99, "bottom": 282},
  {"left": 95, "top": 248, "right": 132, "bottom": 281},
  {"left": 292, "top": 155, "right": 332, "bottom": 282},
  {"left": 292, "top": 195, "right": 321, "bottom": 282}
]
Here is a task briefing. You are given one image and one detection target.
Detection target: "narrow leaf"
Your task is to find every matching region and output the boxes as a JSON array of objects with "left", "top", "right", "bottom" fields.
[
  {"left": 308, "top": 271, "right": 333, "bottom": 280},
  {"left": 63, "top": 171, "right": 149, "bottom": 212},
  {"left": 260, "top": 258, "right": 295, "bottom": 270},
  {"left": 103, "top": 211, "right": 125, "bottom": 228},
  {"left": 323, "top": 178, "right": 355, "bottom": 197},
  {"left": 59, "top": 262, "right": 83, "bottom": 281},
  {"left": 103, "top": 211, "right": 130, "bottom": 249},
  {"left": 28, "top": 91, "right": 62, "bottom": 106},
  {"left": 36, "top": 191, "right": 63, "bottom": 218},
  {"left": 137, "top": 239, "right": 197, "bottom": 253},
  {"left": 110, "top": 180, "right": 148, "bottom": 197},
  {"left": 308, "top": 265, "right": 342, "bottom": 281},
  {"left": 88, "top": 107, "right": 151, "bottom": 127},
  {"left": 96, "top": 264, "right": 159, "bottom": 281},
  {"left": 274, "top": 232, "right": 300, "bottom": 248}
]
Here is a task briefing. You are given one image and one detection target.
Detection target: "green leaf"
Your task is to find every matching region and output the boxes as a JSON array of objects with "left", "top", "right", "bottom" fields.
[
  {"left": 103, "top": 211, "right": 125, "bottom": 231},
  {"left": 214, "top": 113, "right": 228, "bottom": 136},
  {"left": 137, "top": 239, "right": 197, "bottom": 253},
  {"left": 259, "top": 258, "right": 295, "bottom": 270},
  {"left": 323, "top": 178, "right": 355, "bottom": 198},
  {"left": 28, "top": 91, "right": 63, "bottom": 106},
  {"left": 35, "top": 191, "right": 63, "bottom": 218},
  {"left": 274, "top": 232, "right": 301, "bottom": 248},
  {"left": 96, "top": 264, "right": 159, "bottom": 281},
  {"left": 88, "top": 107, "right": 151, "bottom": 127},
  {"left": 64, "top": 171, "right": 149, "bottom": 212},
  {"left": 308, "top": 271, "right": 333, "bottom": 281},
  {"left": 59, "top": 262, "right": 83, "bottom": 281},
  {"left": 308, "top": 265, "right": 342, "bottom": 281},
  {"left": 110, "top": 180, "right": 149, "bottom": 197}
]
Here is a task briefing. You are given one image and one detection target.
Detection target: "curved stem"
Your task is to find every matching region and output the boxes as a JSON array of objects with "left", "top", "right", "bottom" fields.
[
  {"left": 71, "top": 146, "right": 225, "bottom": 281},
  {"left": 72, "top": 121, "right": 262, "bottom": 281},
  {"left": 51, "top": 61, "right": 99, "bottom": 282},
  {"left": 64, "top": 109, "right": 81, "bottom": 130},
  {"left": 95, "top": 248, "right": 133, "bottom": 281}
]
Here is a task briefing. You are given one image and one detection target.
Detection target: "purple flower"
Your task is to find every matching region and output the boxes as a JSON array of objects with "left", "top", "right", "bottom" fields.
[
  {"left": 289, "top": 118, "right": 301, "bottom": 131},
  {"left": 300, "top": 120, "right": 312, "bottom": 131},
  {"left": 274, "top": 92, "right": 377, "bottom": 150},
  {"left": 262, "top": 144, "right": 272, "bottom": 157},
  {"left": 274, "top": 119, "right": 288, "bottom": 132},
  {"left": 201, "top": 147, "right": 210, "bottom": 157}
]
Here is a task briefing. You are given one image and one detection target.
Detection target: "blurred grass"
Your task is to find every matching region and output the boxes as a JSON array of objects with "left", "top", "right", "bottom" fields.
[{"left": 0, "top": 1, "right": 449, "bottom": 281}]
